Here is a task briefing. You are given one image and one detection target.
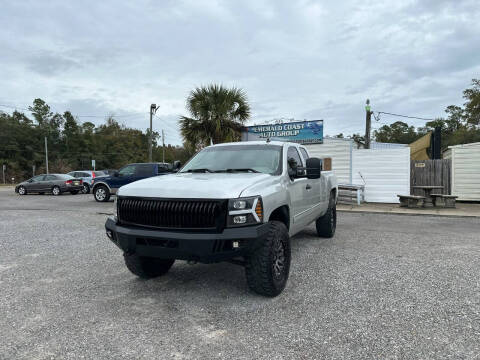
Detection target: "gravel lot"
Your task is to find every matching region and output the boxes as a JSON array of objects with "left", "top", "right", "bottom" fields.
[{"left": 1, "top": 187, "right": 479, "bottom": 359}]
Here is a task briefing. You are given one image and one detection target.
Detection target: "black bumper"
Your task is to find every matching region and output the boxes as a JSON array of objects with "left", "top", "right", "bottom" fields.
[
  {"left": 64, "top": 185, "right": 83, "bottom": 192},
  {"left": 105, "top": 217, "right": 270, "bottom": 263}
]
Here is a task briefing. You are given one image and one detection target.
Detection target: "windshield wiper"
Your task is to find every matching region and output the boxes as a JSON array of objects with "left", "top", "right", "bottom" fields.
[
  {"left": 186, "top": 168, "right": 214, "bottom": 173},
  {"left": 224, "top": 168, "right": 260, "bottom": 173}
]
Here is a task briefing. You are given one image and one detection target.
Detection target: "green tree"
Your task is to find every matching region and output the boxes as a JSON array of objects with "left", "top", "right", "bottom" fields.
[
  {"left": 463, "top": 79, "right": 480, "bottom": 126},
  {"left": 180, "top": 84, "right": 251, "bottom": 149},
  {"left": 29, "top": 98, "right": 53, "bottom": 128},
  {"left": 373, "top": 121, "right": 422, "bottom": 144},
  {"left": 350, "top": 133, "right": 365, "bottom": 143}
]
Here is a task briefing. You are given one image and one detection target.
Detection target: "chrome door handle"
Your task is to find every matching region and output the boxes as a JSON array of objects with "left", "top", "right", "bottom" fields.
[{"left": 306, "top": 184, "right": 312, "bottom": 190}]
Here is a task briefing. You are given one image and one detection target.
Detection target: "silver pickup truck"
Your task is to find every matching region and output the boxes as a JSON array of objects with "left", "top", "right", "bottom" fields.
[{"left": 105, "top": 141, "right": 338, "bottom": 296}]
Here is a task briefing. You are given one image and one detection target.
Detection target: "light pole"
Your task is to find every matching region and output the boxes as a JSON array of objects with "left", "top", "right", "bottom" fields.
[{"left": 45, "top": 137, "right": 49, "bottom": 174}]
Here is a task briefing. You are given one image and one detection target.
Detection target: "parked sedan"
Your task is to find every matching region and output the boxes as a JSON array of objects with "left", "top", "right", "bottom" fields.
[
  {"left": 67, "top": 170, "right": 106, "bottom": 194},
  {"left": 15, "top": 174, "right": 83, "bottom": 196}
]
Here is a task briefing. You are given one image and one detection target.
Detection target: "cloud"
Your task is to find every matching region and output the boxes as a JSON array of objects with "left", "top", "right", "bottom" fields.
[{"left": 0, "top": 0, "right": 479, "bottom": 144}]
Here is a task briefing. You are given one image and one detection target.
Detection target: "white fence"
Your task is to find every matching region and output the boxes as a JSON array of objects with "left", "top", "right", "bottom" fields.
[
  {"left": 306, "top": 139, "right": 411, "bottom": 203},
  {"left": 306, "top": 138, "right": 352, "bottom": 184},
  {"left": 352, "top": 148, "right": 411, "bottom": 203}
]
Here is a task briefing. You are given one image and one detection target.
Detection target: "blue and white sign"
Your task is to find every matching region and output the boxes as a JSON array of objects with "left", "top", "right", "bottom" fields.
[{"left": 242, "top": 120, "right": 323, "bottom": 144}]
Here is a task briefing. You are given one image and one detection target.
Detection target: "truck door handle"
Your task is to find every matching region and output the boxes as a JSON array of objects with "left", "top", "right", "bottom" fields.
[{"left": 306, "top": 184, "right": 312, "bottom": 190}]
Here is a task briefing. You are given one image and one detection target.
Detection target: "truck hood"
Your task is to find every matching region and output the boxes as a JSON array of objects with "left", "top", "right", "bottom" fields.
[{"left": 117, "top": 172, "right": 273, "bottom": 199}]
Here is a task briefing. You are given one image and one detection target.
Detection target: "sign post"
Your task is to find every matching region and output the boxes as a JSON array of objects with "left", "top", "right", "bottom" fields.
[{"left": 91, "top": 159, "right": 96, "bottom": 171}]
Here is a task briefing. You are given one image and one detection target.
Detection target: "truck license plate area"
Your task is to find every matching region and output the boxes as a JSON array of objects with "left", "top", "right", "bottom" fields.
[{"left": 136, "top": 237, "right": 179, "bottom": 248}]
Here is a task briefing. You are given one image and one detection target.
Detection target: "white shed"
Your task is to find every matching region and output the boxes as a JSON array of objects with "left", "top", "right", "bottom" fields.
[
  {"left": 352, "top": 147, "right": 411, "bottom": 203},
  {"left": 305, "top": 138, "right": 410, "bottom": 202},
  {"left": 305, "top": 138, "right": 352, "bottom": 184},
  {"left": 443, "top": 142, "right": 480, "bottom": 201}
]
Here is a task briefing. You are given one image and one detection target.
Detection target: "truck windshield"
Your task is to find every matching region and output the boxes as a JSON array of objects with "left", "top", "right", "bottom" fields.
[{"left": 181, "top": 144, "right": 283, "bottom": 175}]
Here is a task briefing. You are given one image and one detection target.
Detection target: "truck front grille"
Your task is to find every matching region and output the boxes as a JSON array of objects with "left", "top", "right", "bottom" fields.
[{"left": 117, "top": 197, "right": 227, "bottom": 231}]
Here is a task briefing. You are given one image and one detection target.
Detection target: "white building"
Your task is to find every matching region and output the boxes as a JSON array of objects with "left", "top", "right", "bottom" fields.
[
  {"left": 305, "top": 137, "right": 410, "bottom": 203},
  {"left": 443, "top": 142, "right": 480, "bottom": 201}
]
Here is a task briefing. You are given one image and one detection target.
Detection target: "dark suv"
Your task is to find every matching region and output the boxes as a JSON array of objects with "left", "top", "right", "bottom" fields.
[{"left": 92, "top": 163, "right": 175, "bottom": 202}]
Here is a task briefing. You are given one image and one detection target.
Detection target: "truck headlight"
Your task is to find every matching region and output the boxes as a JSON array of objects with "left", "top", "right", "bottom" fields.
[{"left": 227, "top": 196, "right": 263, "bottom": 227}]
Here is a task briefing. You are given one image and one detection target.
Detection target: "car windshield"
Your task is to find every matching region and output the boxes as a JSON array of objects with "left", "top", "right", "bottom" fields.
[{"left": 181, "top": 144, "right": 282, "bottom": 175}]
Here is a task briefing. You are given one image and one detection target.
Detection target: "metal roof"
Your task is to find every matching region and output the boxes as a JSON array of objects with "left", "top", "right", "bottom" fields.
[{"left": 447, "top": 142, "right": 480, "bottom": 149}]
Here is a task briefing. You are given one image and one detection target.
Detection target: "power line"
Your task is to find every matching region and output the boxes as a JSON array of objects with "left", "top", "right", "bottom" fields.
[
  {"left": 0, "top": 148, "right": 152, "bottom": 156},
  {"left": 153, "top": 114, "right": 179, "bottom": 131},
  {"left": 75, "top": 113, "right": 148, "bottom": 118},
  {"left": 374, "top": 111, "right": 436, "bottom": 122},
  {"left": 0, "top": 104, "right": 148, "bottom": 118}
]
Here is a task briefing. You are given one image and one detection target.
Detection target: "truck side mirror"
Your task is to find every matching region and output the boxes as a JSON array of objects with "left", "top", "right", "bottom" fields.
[{"left": 306, "top": 157, "right": 322, "bottom": 179}]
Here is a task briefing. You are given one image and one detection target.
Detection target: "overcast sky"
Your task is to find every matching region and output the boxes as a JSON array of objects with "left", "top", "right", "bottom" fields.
[{"left": 1, "top": 0, "right": 479, "bottom": 145}]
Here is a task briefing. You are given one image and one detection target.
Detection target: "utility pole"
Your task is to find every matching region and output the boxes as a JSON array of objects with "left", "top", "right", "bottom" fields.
[
  {"left": 149, "top": 104, "right": 159, "bottom": 162},
  {"left": 44, "top": 137, "right": 49, "bottom": 174},
  {"left": 365, "top": 99, "right": 372, "bottom": 149},
  {"left": 432, "top": 126, "right": 442, "bottom": 159},
  {"left": 162, "top": 129, "right": 165, "bottom": 163}
]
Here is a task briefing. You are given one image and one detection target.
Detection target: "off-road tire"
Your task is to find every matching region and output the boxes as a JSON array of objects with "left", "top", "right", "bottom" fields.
[
  {"left": 245, "top": 221, "right": 291, "bottom": 297},
  {"left": 82, "top": 183, "right": 90, "bottom": 194},
  {"left": 94, "top": 185, "right": 110, "bottom": 202},
  {"left": 18, "top": 186, "right": 27, "bottom": 195},
  {"left": 124, "top": 253, "right": 175, "bottom": 279},
  {"left": 70, "top": 190, "right": 79, "bottom": 195},
  {"left": 52, "top": 186, "right": 61, "bottom": 196},
  {"left": 316, "top": 193, "right": 336, "bottom": 238}
]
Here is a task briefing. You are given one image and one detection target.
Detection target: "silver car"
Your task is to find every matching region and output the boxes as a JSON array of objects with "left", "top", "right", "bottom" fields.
[
  {"left": 67, "top": 170, "right": 106, "bottom": 194},
  {"left": 15, "top": 174, "right": 83, "bottom": 196}
]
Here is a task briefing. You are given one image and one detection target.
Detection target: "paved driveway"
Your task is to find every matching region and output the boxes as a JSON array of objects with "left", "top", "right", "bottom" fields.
[{"left": 1, "top": 188, "right": 479, "bottom": 359}]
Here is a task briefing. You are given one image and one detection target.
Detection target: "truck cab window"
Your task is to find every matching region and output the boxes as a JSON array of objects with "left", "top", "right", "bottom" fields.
[
  {"left": 287, "top": 147, "right": 303, "bottom": 170},
  {"left": 157, "top": 165, "right": 169, "bottom": 174},
  {"left": 135, "top": 164, "right": 153, "bottom": 177},
  {"left": 118, "top": 165, "right": 136, "bottom": 176},
  {"left": 299, "top": 148, "right": 309, "bottom": 162}
]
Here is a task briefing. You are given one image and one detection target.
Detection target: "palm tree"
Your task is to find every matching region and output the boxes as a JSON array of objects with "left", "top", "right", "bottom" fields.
[{"left": 180, "top": 84, "right": 251, "bottom": 149}]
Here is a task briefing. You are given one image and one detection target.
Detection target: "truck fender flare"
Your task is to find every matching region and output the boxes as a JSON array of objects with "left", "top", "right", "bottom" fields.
[
  {"left": 268, "top": 205, "right": 290, "bottom": 230},
  {"left": 92, "top": 181, "right": 112, "bottom": 193}
]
